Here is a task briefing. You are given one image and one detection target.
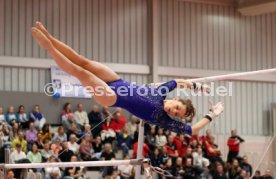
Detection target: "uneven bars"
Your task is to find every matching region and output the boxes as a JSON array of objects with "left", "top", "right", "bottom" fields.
[
  {"left": 148, "top": 68, "right": 276, "bottom": 86},
  {"left": 1, "top": 159, "right": 143, "bottom": 169},
  {"left": 189, "top": 68, "right": 276, "bottom": 83}
]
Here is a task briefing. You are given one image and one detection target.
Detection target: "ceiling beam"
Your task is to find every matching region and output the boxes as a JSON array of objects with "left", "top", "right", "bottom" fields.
[{"left": 177, "top": 0, "right": 235, "bottom": 6}]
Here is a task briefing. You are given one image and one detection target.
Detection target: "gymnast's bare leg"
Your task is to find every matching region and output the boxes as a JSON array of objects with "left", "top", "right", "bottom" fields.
[
  {"left": 35, "top": 21, "right": 120, "bottom": 83},
  {"left": 31, "top": 27, "right": 116, "bottom": 107}
]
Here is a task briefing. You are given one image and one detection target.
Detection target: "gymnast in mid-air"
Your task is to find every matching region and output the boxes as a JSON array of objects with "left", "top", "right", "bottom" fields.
[{"left": 32, "top": 21, "right": 224, "bottom": 135}]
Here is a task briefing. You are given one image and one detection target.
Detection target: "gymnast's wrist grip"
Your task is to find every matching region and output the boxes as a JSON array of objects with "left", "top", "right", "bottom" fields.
[
  {"left": 192, "top": 82, "right": 203, "bottom": 91},
  {"left": 204, "top": 114, "right": 213, "bottom": 122}
]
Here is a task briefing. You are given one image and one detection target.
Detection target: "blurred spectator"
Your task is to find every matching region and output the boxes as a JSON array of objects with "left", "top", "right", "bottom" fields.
[
  {"left": 58, "top": 141, "right": 74, "bottom": 162},
  {"left": 62, "top": 113, "right": 77, "bottom": 132},
  {"left": 145, "top": 127, "right": 157, "bottom": 150},
  {"left": 200, "top": 130, "right": 212, "bottom": 155},
  {"left": 101, "top": 116, "right": 116, "bottom": 143},
  {"left": 102, "top": 106, "right": 112, "bottom": 119},
  {"left": 160, "top": 146, "right": 170, "bottom": 168},
  {"left": 10, "top": 143, "right": 27, "bottom": 163},
  {"left": 5, "top": 106, "right": 17, "bottom": 126},
  {"left": 192, "top": 147, "right": 210, "bottom": 168},
  {"left": 211, "top": 162, "right": 228, "bottom": 179},
  {"left": 165, "top": 135, "right": 179, "bottom": 159},
  {"left": 64, "top": 155, "right": 84, "bottom": 179},
  {"left": 29, "top": 105, "right": 46, "bottom": 129},
  {"left": 117, "top": 125, "right": 132, "bottom": 154},
  {"left": 41, "top": 142, "right": 54, "bottom": 162},
  {"left": 126, "top": 115, "right": 138, "bottom": 138},
  {"left": 111, "top": 108, "right": 127, "bottom": 133},
  {"left": 52, "top": 126, "right": 67, "bottom": 143},
  {"left": 262, "top": 169, "right": 273, "bottom": 179},
  {"left": 35, "top": 132, "right": 44, "bottom": 150},
  {"left": 174, "top": 134, "right": 189, "bottom": 157},
  {"left": 92, "top": 136, "right": 103, "bottom": 159},
  {"left": 155, "top": 128, "right": 167, "bottom": 147},
  {"left": 118, "top": 155, "right": 133, "bottom": 179},
  {"left": 0, "top": 106, "right": 5, "bottom": 127},
  {"left": 241, "top": 155, "right": 252, "bottom": 177},
  {"left": 68, "top": 134, "right": 80, "bottom": 154},
  {"left": 74, "top": 103, "right": 89, "bottom": 129},
  {"left": 149, "top": 148, "right": 162, "bottom": 167},
  {"left": 172, "top": 157, "right": 185, "bottom": 177},
  {"left": 228, "top": 159, "right": 242, "bottom": 179},
  {"left": 88, "top": 105, "right": 103, "bottom": 136},
  {"left": 25, "top": 122, "right": 38, "bottom": 150},
  {"left": 82, "top": 124, "right": 93, "bottom": 137},
  {"left": 227, "top": 129, "right": 245, "bottom": 163},
  {"left": 67, "top": 122, "right": 82, "bottom": 139},
  {"left": 132, "top": 139, "right": 150, "bottom": 159},
  {"left": 16, "top": 105, "right": 28, "bottom": 129},
  {"left": 45, "top": 155, "right": 61, "bottom": 179},
  {"left": 61, "top": 102, "right": 72, "bottom": 122},
  {"left": 12, "top": 130, "right": 27, "bottom": 152},
  {"left": 183, "top": 157, "right": 195, "bottom": 178},
  {"left": 27, "top": 144, "right": 42, "bottom": 163},
  {"left": 252, "top": 170, "right": 261, "bottom": 179},
  {"left": 163, "top": 158, "right": 174, "bottom": 178},
  {"left": 51, "top": 139, "right": 63, "bottom": 157},
  {"left": 205, "top": 136, "right": 223, "bottom": 164},
  {"left": 41, "top": 124, "right": 52, "bottom": 143},
  {"left": 101, "top": 143, "right": 116, "bottom": 160},
  {"left": 237, "top": 169, "right": 249, "bottom": 179},
  {"left": 6, "top": 170, "right": 15, "bottom": 179},
  {"left": 101, "top": 143, "right": 116, "bottom": 178},
  {"left": 61, "top": 102, "right": 72, "bottom": 119},
  {"left": 79, "top": 135, "right": 98, "bottom": 161},
  {"left": 190, "top": 138, "right": 200, "bottom": 151},
  {"left": 0, "top": 123, "right": 12, "bottom": 147},
  {"left": 10, "top": 123, "right": 19, "bottom": 140}
]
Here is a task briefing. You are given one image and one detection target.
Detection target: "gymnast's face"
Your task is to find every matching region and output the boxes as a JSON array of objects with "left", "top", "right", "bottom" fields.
[{"left": 164, "top": 99, "right": 186, "bottom": 118}]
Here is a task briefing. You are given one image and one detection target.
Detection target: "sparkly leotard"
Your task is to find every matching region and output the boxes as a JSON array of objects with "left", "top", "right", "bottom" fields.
[{"left": 107, "top": 79, "right": 192, "bottom": 135}]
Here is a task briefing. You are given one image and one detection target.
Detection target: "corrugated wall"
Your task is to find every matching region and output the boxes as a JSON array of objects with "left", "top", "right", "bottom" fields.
[
  {"left": 0, "top": 66, "right": 149, "bottom": 92},
  {"left": 0, "top": 0, "right": 148, "bottom": 63},
  {"left": 158, "top": 1, "right": 276, "bottom": 136},
  {"left": 159, "top": 0, "right": 276, "bottom": 71},
  {"left": 0, "top": 0, "right": 149, "bottom": 92}
]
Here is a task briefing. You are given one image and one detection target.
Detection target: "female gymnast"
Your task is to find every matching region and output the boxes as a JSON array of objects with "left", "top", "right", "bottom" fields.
[{"left": 31, "top": 21, "right": 224, "bottom": 136}]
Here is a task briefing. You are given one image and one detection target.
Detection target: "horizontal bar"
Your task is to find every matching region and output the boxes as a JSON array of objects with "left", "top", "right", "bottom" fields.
[
  {"left": 159, "top": 67, "right": 276, "bottom": 83},
  {"left": 189, "top": 68, "right": 276, "bottom": 83},
  {"left": 0, "top": 56, "right": 150, "bottom": 75},
  {"left": 2, "top": 159, "right": 143, "bottom": 169}
]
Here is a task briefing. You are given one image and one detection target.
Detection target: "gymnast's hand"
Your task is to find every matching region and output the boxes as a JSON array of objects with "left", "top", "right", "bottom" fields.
[
  {"left": 207, "top": 102, "right": 224, "bottom": 119},
  {"left": 192, "top": 82, "right": 211, "bottom": 94}
]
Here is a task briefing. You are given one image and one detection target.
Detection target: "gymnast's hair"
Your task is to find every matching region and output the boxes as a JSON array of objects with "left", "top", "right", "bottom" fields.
[{"left": 179, "top": 99, "right": 195, "bottom": 123}]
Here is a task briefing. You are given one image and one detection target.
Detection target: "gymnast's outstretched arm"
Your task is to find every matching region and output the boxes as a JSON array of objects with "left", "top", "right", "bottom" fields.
[{"left": 192, "top": 102, "right": 224, "bottom": 135}]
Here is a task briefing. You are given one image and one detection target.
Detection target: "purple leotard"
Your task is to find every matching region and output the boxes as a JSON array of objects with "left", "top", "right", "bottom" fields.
[{"left": 106, "top": 79, "right": 192, "bottom": 135}]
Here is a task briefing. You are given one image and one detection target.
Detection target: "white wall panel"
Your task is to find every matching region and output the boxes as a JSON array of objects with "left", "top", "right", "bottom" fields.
[
  {"left": 159, "top": 0, "right": 276, "bottom": 71},
  {"left": 0, "top": 0, "right": 148, "bottom": 64}
]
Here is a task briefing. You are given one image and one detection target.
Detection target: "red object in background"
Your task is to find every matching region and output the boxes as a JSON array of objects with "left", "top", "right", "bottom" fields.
[
  {"left": 110, "top": 114, "right": 127, "bottom": 131},
  {"left": 132, "top": 142, "right": 150, "bottom": 158},
  {"left": 174, "top": 136, "right": 189, "bottom": 157},
  {"left": 205, "top": 141, "right": 220, "bottom": 157},
  {"left": 227, "top": 138, "right": 240, "bottom": 152}
]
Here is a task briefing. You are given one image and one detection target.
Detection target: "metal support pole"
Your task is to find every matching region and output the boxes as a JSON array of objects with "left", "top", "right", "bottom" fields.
[{"left": 135, "top": 120, "right": 145, "bottom": 179}]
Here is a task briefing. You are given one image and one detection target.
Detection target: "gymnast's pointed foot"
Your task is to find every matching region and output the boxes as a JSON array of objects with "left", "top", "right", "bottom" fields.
[
  {"left": 32, "top": 27, "right": 53, "bottom": 50},
  {"left": 35, "top": 21, "right": 51, "bottom": 38}
]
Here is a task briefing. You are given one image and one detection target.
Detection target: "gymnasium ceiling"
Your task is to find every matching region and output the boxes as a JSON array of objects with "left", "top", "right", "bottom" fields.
[{"left": 178, "top": 0, "right": 276, "bottom": 16}]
